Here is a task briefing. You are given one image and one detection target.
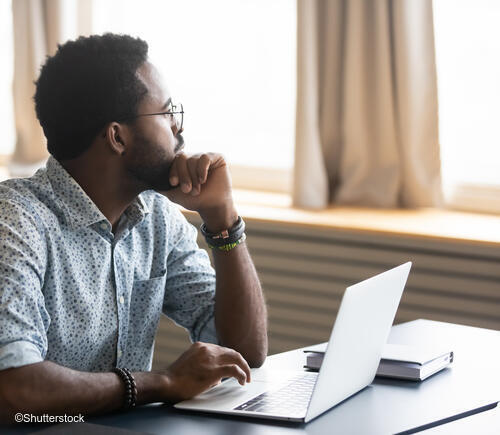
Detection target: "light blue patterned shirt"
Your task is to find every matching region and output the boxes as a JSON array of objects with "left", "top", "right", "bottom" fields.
[{"left": 0, "top": 156, "right": 217, "bottom": 372}]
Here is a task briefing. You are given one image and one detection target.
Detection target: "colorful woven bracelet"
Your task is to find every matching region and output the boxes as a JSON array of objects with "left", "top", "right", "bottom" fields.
[{"left": 207, "top": 233, "right": 246, "bottom": 252}]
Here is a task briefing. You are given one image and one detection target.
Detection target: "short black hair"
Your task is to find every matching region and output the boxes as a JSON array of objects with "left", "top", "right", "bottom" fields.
[{"left": 34, "top": 33, "right": 149, "bottom": 160}]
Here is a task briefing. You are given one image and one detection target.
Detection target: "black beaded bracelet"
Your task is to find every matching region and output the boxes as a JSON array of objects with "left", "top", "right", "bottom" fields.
[{"left": 113, "top": 367, "right": 137, "bottom": 410}]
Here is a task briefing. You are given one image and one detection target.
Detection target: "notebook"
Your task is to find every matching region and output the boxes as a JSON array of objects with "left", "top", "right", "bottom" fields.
[{"left": 304, "top": 343, "right": 453, "bottom": 381}]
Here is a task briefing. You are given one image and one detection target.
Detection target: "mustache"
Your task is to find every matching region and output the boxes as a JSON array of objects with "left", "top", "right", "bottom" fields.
[{"left": 174, "top": 134, "right": 185, "bottom": 153}]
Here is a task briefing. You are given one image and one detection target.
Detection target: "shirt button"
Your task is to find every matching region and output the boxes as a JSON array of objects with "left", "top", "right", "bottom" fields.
[
  {"left": 118, "top": 349, "right": 122, "bottom": 358},
  {"left": 119, "top": 296, "right": 124, "bottom": 304},
  {"left": 100, "top": 222, "right": 107, "bottom": 230}
]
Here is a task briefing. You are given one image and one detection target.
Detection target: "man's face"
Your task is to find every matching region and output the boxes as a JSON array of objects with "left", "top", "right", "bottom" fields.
[{"left": 124, "top": 61, "right": 184, "bottom": 191}]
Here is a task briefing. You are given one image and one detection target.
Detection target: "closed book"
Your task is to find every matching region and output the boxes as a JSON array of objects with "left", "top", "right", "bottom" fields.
[{"left": 304, "top": 343, "right": 453, "bottom": 381}]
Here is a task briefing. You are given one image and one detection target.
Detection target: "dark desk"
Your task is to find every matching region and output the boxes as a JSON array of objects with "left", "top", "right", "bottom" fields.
[
  {"left": 5, "top": 320, "right": 500, "bottom": 434},
  {"left": 422, "top": 404, "right": 500, "bottom": 434}
]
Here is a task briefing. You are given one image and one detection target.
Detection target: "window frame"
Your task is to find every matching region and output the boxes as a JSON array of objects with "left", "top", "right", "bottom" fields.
[
  {"left": 433, "top": 0, "right": 500, "bottom": 215},
  {"left": 443, "top": 183, "right": 500, "bottom": 215}
]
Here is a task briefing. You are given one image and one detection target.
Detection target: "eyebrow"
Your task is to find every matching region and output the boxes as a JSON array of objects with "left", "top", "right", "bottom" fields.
[{"left": 161, "top": 98, "right": 172, "bottom": 110}]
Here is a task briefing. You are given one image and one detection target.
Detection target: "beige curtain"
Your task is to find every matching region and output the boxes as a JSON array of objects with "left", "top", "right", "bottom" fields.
[
  {"left": 294, "top": 0, "right": 443, "bottom": 209},
  {"left": 11, "top": 0, "right": 92, "bottom": 170}
]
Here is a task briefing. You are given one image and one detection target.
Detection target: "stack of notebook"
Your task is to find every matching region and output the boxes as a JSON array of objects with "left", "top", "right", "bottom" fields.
[{"left": 304, "top": 343, "right": 453, "bottom": 381}]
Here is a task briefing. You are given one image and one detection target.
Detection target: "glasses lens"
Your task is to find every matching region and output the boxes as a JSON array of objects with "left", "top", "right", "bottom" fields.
[{"left": 174, "top": 103, "right": 183, "bottom": 131}]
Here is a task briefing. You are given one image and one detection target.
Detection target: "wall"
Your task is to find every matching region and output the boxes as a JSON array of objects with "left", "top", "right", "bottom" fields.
[{"left": 152, "top": 213, "right": 500, "bottom": 369}]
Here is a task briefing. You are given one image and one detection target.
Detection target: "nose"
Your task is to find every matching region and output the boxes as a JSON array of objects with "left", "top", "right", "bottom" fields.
[
  {"left": 173, "top": 123, "right": 183, "bottom": 135},
  {"left": 170, "top": 117, "right": 182, "bottom": 135}
]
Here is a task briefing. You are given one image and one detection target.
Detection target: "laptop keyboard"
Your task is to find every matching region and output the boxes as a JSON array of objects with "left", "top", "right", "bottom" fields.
[{"left": 233, "top": 372, "right": 318, "bottom": 415}]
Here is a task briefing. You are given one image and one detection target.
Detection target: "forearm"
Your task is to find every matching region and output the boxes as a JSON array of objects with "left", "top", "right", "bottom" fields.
[
  {"left": 166, "top": 153, "right": 268, "bottom": 367},
  {"left": 0, "top": 361, "right": 166, "bottom": 423},
  {"left": 212, "top": 243, "right": 268, "bottom": 367}
]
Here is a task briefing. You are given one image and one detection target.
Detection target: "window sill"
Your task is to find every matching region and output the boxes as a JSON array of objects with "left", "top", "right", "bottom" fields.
[{"left": 185, "top": 189, "right": 500, "bottom": 248}]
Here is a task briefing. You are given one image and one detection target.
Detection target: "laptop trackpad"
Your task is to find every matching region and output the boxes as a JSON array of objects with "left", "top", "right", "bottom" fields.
[{"left": 175, "top": 369, "right": 301, "bottom": 411}]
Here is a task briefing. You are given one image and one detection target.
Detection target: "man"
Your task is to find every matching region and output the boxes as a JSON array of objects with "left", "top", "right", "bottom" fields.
[{"left": 0, "top": 33, "right": 267, "bottom": 422}]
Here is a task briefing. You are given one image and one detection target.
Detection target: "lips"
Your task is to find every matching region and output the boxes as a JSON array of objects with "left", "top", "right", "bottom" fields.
[{"left": 174, "top": 134, "right": 185, "bottom": 153}]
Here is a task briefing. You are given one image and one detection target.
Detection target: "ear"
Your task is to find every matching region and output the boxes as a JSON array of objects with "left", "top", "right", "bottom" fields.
[{"left": 102, "top": 122, "right": 132, "bottom": 156}]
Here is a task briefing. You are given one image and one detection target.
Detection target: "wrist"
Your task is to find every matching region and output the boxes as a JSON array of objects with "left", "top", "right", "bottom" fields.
[
  {"left": 134, "top": 371, "right": 171, "bottom": 405},
  {"left": 199, "top": 205, "right": 238, "bottom": 233}
]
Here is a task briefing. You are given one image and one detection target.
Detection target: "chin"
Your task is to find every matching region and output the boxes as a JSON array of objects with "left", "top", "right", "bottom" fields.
[{"left": 150, "top": 180, "right": 175, "bottom": 191}]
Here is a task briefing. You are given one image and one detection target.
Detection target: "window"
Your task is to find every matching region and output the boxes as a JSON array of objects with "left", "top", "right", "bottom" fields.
[
  {"left": 433, "top": 0, "right": 500, "bottom": 213},
  {"left": 92, "top": 0, "right": 296, "bottom": 192},
  {"left": 0, "top": 0, "right": 15, "bottom": 157},
  {"left": 5, "top": 2, "right": 496, "bottom": 211}
]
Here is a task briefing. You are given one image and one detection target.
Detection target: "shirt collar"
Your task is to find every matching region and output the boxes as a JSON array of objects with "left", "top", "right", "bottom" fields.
[
  {"left": 124, "top": 194, "right": 151, "bottom": 227},
  {"left": 46, "top": 156, "right": 150, "bottom": 230}
]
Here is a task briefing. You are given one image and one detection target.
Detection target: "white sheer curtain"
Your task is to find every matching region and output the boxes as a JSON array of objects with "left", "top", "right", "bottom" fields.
[
  {"left": 294, "top": 0, "right": 442, "bottom": 209},
  {"left": 10, "top": 0, "right": 91, "bottom": 174}
]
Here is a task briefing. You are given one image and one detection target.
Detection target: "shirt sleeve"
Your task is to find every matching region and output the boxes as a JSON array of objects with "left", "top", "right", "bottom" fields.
[
  {"left": 162, "top": 206, "right": 218, "bottom": 344},
  {"left": 0, "top": 199, "right": 49, "bottom": 370}
]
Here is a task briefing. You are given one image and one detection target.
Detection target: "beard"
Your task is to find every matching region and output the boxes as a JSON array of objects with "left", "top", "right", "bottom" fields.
[{"left": 125, "top": 132, "right": 184, "bottom": 191}]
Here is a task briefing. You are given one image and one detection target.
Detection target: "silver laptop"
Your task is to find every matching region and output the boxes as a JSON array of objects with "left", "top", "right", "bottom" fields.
[{"left": 175, "top": 262, "right": 412, "bottom": 423}]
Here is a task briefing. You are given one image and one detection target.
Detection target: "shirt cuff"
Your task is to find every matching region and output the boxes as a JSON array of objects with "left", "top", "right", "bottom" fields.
[
  {"left": 0, "top": 341, "right": 44, "bottom": 371},
  {"left": 196, "top": 316, "right": 219, "bottom": 344}
]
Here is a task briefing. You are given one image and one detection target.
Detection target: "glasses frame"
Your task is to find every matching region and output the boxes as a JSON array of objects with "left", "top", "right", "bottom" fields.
[{"left": 118, "top": 102, "right": 184, "bottom": 132}]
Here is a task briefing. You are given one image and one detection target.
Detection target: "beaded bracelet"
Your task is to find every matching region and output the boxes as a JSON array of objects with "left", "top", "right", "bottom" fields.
[{"left": 113, "top": 367, "right": 137, "bottom": 410}]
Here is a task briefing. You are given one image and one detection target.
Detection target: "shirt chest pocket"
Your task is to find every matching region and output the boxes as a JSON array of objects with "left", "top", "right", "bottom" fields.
[
  {"left": 128, "top": 271, "right": 168, "bottom": 357},
  {"left": 129, "top": 271, "right": 167, "bottom": 334},
  {"left": 131, "top": 271, "right": 167, "bottom": 307}
]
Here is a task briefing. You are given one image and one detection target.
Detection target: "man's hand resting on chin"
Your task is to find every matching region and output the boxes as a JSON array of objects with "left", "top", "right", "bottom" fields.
[{"left": 161, "top": 152, "right": 238, "bottom": 232}]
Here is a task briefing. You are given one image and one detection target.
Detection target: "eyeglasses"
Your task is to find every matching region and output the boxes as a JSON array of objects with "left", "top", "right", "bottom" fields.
[{"left": 119, "top": 102, "right": 184, "bottom": 133}]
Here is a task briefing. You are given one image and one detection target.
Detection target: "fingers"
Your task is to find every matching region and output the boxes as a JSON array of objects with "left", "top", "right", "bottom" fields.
[
  {"left": 222, "top": 348, "right": 252, "bottom": 383},
  {"left": 186, "top": 158, "right": 201, "bottom": 196},
  {"left": 195, "top": 342, "right": 251, "bottom": 385},
  {"left": 168, "top": 153, "right": 182, "bottom": 189},
  {"left": 196, "top": 154, "right": 211, "bottom": 185},
  {"left": 214, "top": 347, "right": 251, "bottom": 386},
  {"left": 169, "top": 153, "right": 215, "bottom": 195},
  {"left": 176, "top": 154, "right": 192, "bottom": 193},
  {"left": 217, "top": 364, "right": 248, "bottom": 386}
]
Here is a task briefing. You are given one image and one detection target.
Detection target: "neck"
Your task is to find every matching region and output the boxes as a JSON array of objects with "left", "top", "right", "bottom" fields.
[{"left": 61, "top": 154, "right": 143, "bottom": 230}]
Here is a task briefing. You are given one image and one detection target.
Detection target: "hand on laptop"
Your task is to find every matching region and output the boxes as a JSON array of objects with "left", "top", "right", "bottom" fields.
[{"left": 160, "top": 342, "right": 252, "bottom": 402}]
